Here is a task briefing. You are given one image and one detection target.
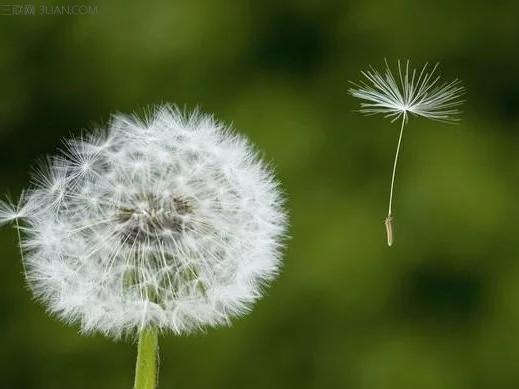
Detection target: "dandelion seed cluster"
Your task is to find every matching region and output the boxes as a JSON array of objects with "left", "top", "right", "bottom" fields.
[{"left": 1, "top": 106, "right": 287, "bottom": 337}]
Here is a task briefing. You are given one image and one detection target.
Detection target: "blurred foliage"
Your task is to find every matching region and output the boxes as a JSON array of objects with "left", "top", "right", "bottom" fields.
[{"left": 1, "top": 0, "right": 519, "bottom": 388}]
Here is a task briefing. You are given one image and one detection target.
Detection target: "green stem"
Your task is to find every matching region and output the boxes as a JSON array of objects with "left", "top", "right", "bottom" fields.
[{"left": 134, "top": 328, "right": 159, "bottom": 389}]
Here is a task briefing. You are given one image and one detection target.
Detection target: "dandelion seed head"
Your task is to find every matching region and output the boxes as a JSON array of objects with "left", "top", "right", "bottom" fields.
[
  {"left": 348, "top": 60, "right": 465, "bottom": 247},
  {"left": 5, "top": 105, "right": 287, "bottom": 337},
  {"left": 0, "top": 200, "right": 21, "bottom": 226},
  {"left": 349, "top": 59, "right": 465, "bottom": 123}
]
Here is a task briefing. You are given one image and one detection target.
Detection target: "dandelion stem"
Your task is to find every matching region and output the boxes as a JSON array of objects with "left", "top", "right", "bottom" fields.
[
  {"left": 385, "top": 114, "right": 407, "bottom": 246},
  {"left": 134, "top": 328, "right": 159, "bottom": 389}
]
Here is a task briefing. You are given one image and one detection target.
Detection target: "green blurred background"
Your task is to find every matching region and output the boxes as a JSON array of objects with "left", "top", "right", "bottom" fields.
[{"left": 1, "top": 0, "right": 519, "bottom": 388}]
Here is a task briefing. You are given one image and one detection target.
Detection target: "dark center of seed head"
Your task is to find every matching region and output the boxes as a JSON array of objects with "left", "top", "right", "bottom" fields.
[{"left": 117, "top": 194, "right": 194, "bottom": 244}]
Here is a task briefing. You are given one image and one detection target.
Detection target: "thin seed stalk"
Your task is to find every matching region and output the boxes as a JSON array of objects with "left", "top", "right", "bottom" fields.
[
  {"left": 385, "top": 114, "right": 407, "bottom": 247},
  {"left": 134, "top": 328, "right": 159, "bottom": 389}
]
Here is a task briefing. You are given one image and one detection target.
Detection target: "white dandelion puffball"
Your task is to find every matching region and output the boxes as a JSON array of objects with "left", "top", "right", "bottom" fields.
[{"left": 1, "top": 105, "right": 287, "bottom": 337}]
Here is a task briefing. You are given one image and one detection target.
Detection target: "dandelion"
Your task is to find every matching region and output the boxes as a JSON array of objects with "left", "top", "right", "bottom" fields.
[
  {"left": 348, "top": 59, "right": 464, "bottom": 247},
  {"left": 0, "top": 105, "right": 287, "bottom": 388}
]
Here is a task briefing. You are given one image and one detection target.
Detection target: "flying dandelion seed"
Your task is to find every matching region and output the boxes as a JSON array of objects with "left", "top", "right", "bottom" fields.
[
  {"left": 348, "top": 59, "right": 464, "bottom": 247},
  {"left": 0, "top": 105, "right": 287, "bottom": 388}
]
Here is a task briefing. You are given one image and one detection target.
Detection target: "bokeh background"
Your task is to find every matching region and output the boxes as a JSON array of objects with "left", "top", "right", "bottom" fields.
[{"left": 1, "top": 0, "right": 519, "bottom": 388}]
